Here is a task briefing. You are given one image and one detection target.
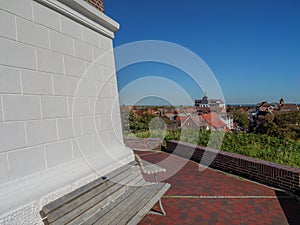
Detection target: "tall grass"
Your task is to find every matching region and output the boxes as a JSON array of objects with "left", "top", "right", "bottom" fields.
[{"left": 125, "top": 129, "right": 300, "bottom": 168}]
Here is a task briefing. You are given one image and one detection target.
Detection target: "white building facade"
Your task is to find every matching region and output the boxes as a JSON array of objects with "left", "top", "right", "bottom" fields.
[{"left": 0, "top": 0, "right": 133, "bottom": 223}]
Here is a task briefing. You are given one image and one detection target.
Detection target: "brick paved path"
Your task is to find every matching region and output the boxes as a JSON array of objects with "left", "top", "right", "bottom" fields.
[{"left": 136, "top": 151, "right": 300, "bottom": 225}]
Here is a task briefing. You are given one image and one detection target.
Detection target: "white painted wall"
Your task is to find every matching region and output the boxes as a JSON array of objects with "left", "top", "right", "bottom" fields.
[{"left": 0, "top": 0, "right": 133, "bottom": 223}]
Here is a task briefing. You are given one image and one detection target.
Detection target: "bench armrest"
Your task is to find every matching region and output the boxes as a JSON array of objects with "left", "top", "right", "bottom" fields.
[{"left": 135, "top": 154, "right": 166, "bottom": 175}]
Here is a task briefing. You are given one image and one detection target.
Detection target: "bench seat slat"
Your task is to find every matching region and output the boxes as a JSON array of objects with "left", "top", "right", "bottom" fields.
[
  {"left": 48, "top": 167, "right": 142, "bottom": 225},
  {"left": 46, "top": 166, "right": 140, "bottom": 223},
  {"left": 40, "top": 160, "right": 170, "bottom": 225},
  {"left": 41, "top": 162, "right": 135, "bottom": 217},
  {"left": 81, "top": 184, "right": 145, "bottom": 225},
  {"left": 127, "top": 183, "right": 170, "bottom": 225},
  {"left": 109, "top": 183, "right": 170, "bottom": 225},
  {"left": 67, "top": 172, "right": 145, "bottom": 225},
  {"left": 94, "top": 183, "right": 164, "bottom": 225}
]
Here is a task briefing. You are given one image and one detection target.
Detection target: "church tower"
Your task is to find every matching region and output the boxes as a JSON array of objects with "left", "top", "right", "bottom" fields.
[{"left": 279, "top": 98, "right": 285, "bottom": 106}]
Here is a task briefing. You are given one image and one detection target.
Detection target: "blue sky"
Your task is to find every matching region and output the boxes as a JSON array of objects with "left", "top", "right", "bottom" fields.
[{"left": 105, "top": 0, "right": 300, "bottom": 105}]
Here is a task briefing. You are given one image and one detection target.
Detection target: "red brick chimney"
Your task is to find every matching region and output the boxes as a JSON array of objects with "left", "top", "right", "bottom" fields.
[{"left": 84, "top": 0, "right": 104, "bottom": 12}]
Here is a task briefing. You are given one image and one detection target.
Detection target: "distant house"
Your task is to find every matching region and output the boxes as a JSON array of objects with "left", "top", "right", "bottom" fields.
[
  {"left": 279, "top": 98, "right": 298, "bottom": 112},
  {"left": 179, "top": 115, "right": 209, "bottom": 130},
  {"left": 256, "top": 101, "right": 273, "bottom": 114},
  {"left": 195, "top": 96, "right": 226, "bottom": 115},
  {"left": 195, "top": 96, "right": 209, "bottom": 108},
  {"left": 209, "top": 99, "right": 225, "bottom": 108},
  {"left": 280, "top": 104, "right": 299, "bottom": 112},
  {"left": 202, "top": 112, "right": 227, "bottom": 131},
  {"left": 219, "top": 114, "right": 234, "bottom": 130},
  {"left": 255, "top": 98, "right": 299, "bottom": 114}
]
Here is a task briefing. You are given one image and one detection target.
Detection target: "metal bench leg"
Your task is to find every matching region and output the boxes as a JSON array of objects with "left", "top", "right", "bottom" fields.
[
  {"left": 149, "top": 173, "right": 167, "bottom": 216},
  {"left": 149, "top": 198, "right": 167, "bottom": 216}
]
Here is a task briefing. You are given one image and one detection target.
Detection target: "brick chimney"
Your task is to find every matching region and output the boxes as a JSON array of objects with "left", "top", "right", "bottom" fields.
[{"left": 84, "top": 0, "right": 104, "bottom": 12}]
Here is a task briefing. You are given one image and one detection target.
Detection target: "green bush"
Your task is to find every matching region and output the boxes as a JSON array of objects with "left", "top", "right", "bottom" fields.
[{"left": 127, "top": 129, "right": 300, "bottom": 168}]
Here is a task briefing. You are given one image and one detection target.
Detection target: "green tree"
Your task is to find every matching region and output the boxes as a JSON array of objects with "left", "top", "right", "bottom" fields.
[{"left": 229, "top": 109, "right": 249, "bottom": 130}]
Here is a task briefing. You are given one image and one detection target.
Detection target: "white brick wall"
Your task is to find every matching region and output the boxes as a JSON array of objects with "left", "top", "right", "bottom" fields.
[
  {"left": 8, "top": 146, "right": 46, "bottom": 179},
  {"left": 57, "top": 118, "right": 74, "bottom": 139},
  {"left": 36, "top": 48, "right": 64, "bottom": 74},
  {"left": 0, "top": 97, "right": 3, "bottom": 122},
  {"left": 26, "top": 119, "right": 58, "bottom": 146},
  {"left": 32, "top": 1, "right": 60, "bottom": 31},
  {"left": 78, "top": 78, "right": 97, "bottom": 97},
  {"left": 64, "top": 55, "right": 86, "bottom": 77},
  {"left": 60, "top": 16, "right": 83, "bottom": 40},
  {"left": 41, "top": 96, "right": 68, "bottom": 118},
  {"left": 0, "top": 66, "right": 21, "bottom": 93},
  {"left": 0, "top": 0, "right": 33, "bottom": 20},
  {"left": 53, "top": 74, "right": 78, "bottom": 96},
  {"left": 0, "top": 2, "right": 128, "bottom": 220},
  {"left": 0, "top": 122, "right": 26, "bottom": 152},
  {"left": 45, "top": 140, "right": 73, "bottom": 168},
  {"left": 81, "top": 115, "right": 96, "bottom": 135},
  {"left": 69, "top": 97, "right": 90, "bottom": 116},
  {"left": 0, "top": 37, "right": 36, "bottom": 70},
  {"left": 50, "top": 30, "right": 74, "bottom": 56},
  {"left": 75, "top": 135, "right": 96, "bottom": 157},
  {"left": 74, "top": 40, "right": 93, "bottom": 62},
  {"left": 21, "top": 70, "right": 53, "bottom": 95},
  {"left": 82, "top": 26, "right": 99, "bottom": 48},
  {"left": 2, "top": 95, "right": 41, "bottom": 121},
  {"left": 0, "top": 10, "right": 16, "bottom": 40},
  {"left": 0, "top": 153, "right": 8, "bottom": 184},
  {"left": 16, "top": 17, "right": 49, "bottom": 49}
]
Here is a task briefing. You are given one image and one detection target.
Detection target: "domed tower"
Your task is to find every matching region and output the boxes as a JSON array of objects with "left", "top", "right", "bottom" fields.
[{"left": 279, "top": 98, "right": 284, "bottom": 106}]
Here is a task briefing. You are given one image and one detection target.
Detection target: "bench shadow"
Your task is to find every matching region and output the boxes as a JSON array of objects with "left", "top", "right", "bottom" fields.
[{"left": 275, "top": 190, "right": 300, "bottom": 225}]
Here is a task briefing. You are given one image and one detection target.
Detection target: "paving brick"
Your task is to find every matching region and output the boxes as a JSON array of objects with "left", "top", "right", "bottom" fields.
[{"left": 136, "top": 151, "right": 300, "bottom": 225}]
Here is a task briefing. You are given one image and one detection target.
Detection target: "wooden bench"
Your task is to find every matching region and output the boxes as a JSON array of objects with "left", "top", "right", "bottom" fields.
[{"left": 40, "top": 158, "right": 170, "bottom": 225}]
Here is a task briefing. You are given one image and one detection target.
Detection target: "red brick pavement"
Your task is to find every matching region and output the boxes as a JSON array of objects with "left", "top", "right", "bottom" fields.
[{"left": 136, "top": 151, "right": 300, "bottom": 225}]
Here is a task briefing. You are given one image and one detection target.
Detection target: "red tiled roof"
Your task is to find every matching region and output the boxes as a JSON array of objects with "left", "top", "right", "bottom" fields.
[
  {"left": 180, "top": 115, "right": 208, "bottom": 128},
  {"left": 280, "top": 104, "right": 298, "bottom": 111},
  {"left": 175, "top": 115, "right": 187, "bottom": 122},
  {"left": 201, "top": 112, "right": 226, "bottom": 129}
]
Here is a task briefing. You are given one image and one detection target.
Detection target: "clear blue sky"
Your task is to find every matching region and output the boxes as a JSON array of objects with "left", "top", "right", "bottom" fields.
[{"left": 105, "top": 0, "right": 300, "bottom": 105}]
